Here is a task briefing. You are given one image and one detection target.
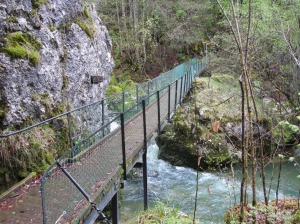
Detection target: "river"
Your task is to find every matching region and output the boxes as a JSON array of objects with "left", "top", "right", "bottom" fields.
[{"left": 119, "top": 142, "right": 299, "bottom": 223}]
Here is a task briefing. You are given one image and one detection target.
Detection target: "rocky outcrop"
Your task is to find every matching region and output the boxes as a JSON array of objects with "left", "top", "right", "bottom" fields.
[
  {"left": 0, "top": 0, "right": 114, "bottom": 128},
  {"left": 156, "top": 76, "right": 270, "bottom": 170}
]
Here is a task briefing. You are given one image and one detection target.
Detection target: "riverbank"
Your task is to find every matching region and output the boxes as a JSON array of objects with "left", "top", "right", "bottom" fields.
[{"left": 119, "top": 142, "right": 299, "bottom": 223}]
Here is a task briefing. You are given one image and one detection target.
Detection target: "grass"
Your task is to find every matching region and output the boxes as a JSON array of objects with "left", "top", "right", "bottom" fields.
[
  {"left": 133, "top": 202, "right": 195, "bottom": 224},
  {"left": 31, "top": 0, "right": 47, "bottom": 9}
]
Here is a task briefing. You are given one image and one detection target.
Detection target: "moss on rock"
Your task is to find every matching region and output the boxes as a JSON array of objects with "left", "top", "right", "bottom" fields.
[{"left": 156, "top": 75, "right": 245, "bottom": 170}]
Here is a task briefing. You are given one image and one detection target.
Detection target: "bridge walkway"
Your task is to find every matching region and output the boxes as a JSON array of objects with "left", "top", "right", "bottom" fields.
[{"left": 0, "top": 57, "right": 206, "bottom": 224}]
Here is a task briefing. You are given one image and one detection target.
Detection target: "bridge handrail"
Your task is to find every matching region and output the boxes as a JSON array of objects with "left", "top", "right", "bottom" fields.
[
  {"left": 0, "top": 57, "right": 205, "bottom": 146},
  {"left": 40, "top": 58, "right": 206, "bottom": 223}
]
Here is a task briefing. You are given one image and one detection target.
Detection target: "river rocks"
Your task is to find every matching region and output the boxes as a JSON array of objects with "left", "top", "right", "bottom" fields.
[{"left": 0, "top": 0, "right": 114, "bottom": 129}]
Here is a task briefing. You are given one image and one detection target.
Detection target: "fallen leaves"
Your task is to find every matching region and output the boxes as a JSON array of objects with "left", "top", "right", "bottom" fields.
[{"left": 212, "top": 121, "right": 220, "bottom": 133}]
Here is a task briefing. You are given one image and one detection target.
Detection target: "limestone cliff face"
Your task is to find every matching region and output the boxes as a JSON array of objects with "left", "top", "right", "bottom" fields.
[{"left": 0, "top": 0, "right": 114, "bottom": 128}]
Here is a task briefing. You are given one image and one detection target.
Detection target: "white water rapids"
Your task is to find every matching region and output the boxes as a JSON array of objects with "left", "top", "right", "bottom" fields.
[{"left": 119, "top": 142, "right": 299, "bottom": 223}]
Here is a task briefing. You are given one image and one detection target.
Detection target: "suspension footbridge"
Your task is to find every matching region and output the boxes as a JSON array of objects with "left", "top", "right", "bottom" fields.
[{"left": 0, "top": 57, "right": 206, "bottom": 223}]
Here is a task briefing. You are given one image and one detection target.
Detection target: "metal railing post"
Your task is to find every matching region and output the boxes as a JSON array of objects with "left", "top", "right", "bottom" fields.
[
  {"left": 142, "top": 100, "right": 148, "bottom": 210},
  {"left": 190, "top": 67, "right": 193, "bottom": 89},
  {"left": 101, "top": 98, "right": 105, "bottom": 137},
  {"left": 179, "top": 76, "right": 183, "bottom": 103},
  {"left": 175, "top": 80, "right": 178, "bottom": 108},
  {"left": 188, "top": 70, "right": 190, "bottom": 89},
  {"left": 168, "top": 85, "right": 171, "bottom": 120},
  {"left": 120, "top": 113, "right": 126, "bottom": 180},
  {"left": 122, "top": 91, "right": 125, "bottom": 112},
  {"left": 183, "top": 73, "right": 187, "bottom": 98},
  {"left": 157, "top": 91, "right": 161, "bottom": 133},
  {"left": 147, "top": 81, "right": 150, "bottom": 105},
  {"left": 136, "top": 85, "right": 139, "bottom": 111},
  {"left": 67, "top": 113, "right": 73, "bottom": 148}
]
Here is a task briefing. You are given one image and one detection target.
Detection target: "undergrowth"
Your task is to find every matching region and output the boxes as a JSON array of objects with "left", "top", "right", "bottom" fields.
[
  {"left": 224, "top": 198, "right": 300, "bottom": 223},
  {"left": 136, "top": 202, "right": 195, "bottom": 224}
]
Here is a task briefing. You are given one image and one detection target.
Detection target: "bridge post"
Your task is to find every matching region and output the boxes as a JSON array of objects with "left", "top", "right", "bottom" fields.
[
  {"left": 121, "top": 113, "right": 127, "bottom": 180},
  {"left": 147, "top": 81, "right": 150, "bottom": 105},
  {"left": 112, "top": 192, "right": 119, "bottom": 224},
  {"left": 157, "top": 91, "right": 161, "bottom": 133},
  {"left": 168, "top": 85, "right": 171, "bottom": 120},
  {"left": 183, "top": 73, "right": 187, "bottom": 98},
  {"left": 101, "top": 98, "right": 105, "bottom": 137},
  {"left": 122, "top": 91, "right": 125, "bottom": 112},
  {"left": 67, "top": 112, "right": 73, "bottom": 148},
  {"left": 188, "top": 71, "right": 190, "bottom": 92},
  {"left": 190, "top": 67, "right": 193, "bottom": 89},
  {"left": 175, "top": 80, "right": 178, "bottom": 108},
  {"left": 136, "top": 85, "right": 139, "bottom": 111},
  {"left": 142, "top": 100, "right": 148, "bottom": 210},
  {"left": 179, "top": 76, "right": 183, "bottom": 103}
]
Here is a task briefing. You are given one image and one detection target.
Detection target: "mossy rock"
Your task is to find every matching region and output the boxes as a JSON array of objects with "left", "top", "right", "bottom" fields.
[
  {"left": 1, "top": 32, "right": 41, "bottom": 66},
  {"left": 156, "top": 122, "right": 234, "bottom": 170}
]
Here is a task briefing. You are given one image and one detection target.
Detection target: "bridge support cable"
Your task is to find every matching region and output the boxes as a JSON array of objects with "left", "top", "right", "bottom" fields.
[
  {"left": 55, "top": 161, "right": 111, "bottom": 224},
  {"left": 142, "top": 100, "right": 148, "bottom": 210}
]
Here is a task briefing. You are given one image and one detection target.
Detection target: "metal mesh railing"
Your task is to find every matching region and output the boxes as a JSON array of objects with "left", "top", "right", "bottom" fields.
[{"left": 0, "top": 57, "right": 206, "bottom": 223}]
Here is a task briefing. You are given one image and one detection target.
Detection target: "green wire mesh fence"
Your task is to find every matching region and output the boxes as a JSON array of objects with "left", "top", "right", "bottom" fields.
[{"left": 0, "top": 57, "right": 206, "bottom": 223}]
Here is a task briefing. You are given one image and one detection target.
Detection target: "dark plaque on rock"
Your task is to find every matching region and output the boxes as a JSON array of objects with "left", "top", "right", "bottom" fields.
[{"left": 91, "top": 75, "right": 103, "bottom": 84}]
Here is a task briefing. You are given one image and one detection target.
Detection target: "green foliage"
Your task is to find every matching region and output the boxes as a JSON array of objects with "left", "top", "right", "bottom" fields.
[
  {"left": 292, "top": 209, "right": 300, "bottom": 223},
  {"left": 49, "top": 25, "right": 57, "bottom": 31},
  {"left": 175, "top": 9, "right": 186, "bottom": 21},
  {"left": 0, "top": 121, "right": 70, "bottom": 190},
  {"left": 7, "top": 17, "right": 18, "bottom": 23},
  {"left": 74, "top": 19, "right": 95, "bottom": 39},
  {"left": 106, "top": 73, "right": 137, "bottom": 97},
  {"left": 31, "top": 0, "right": 47, "bottom": 9},
  {"left": 136, "top": 202, "right": 194, "bottom": 224},
  {"left": 83, "top": 6, "right": 91, "bottom": 19},
  {"left": 279, "top": 121, "right": 299, "bottom": 133},
  {"left": 224, "top": 198, "right": 299, "bottom": 223},
  {"left": 1, "top": 32, "right": 41, "bottom": 66},
  {"left": 29, "top": 51, "right": 40, "bottom": 65},
  {"left": 2, "top": 46, "right": 27, "bottom": 58},
  {"left": 106, "top": 85, "right": 122, "bottom": 96}
]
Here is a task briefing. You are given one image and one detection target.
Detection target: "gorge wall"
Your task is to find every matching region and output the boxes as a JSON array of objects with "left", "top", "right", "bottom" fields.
[{"left": 0, "top": 0, "right": 114, "bottom": 129}]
